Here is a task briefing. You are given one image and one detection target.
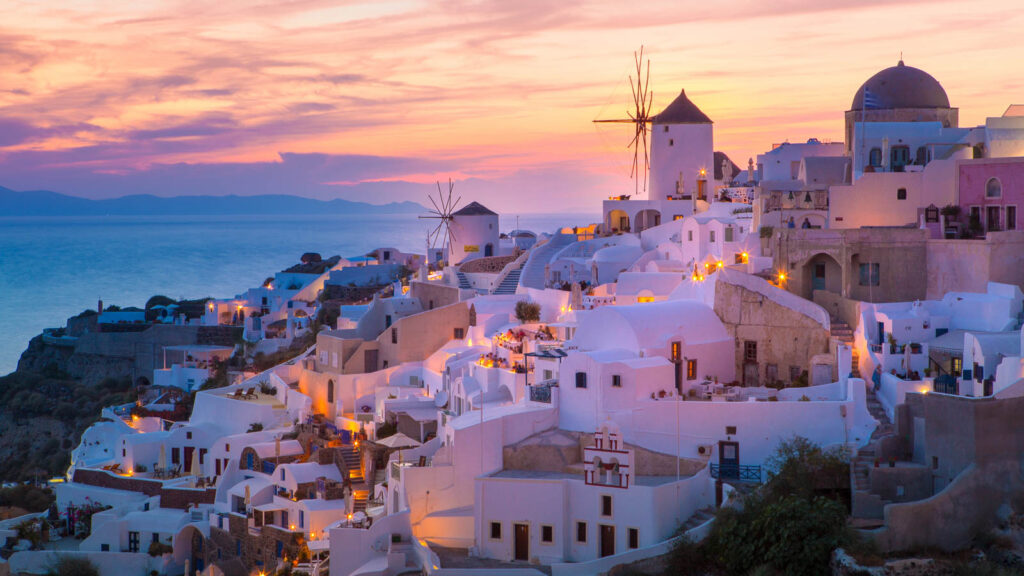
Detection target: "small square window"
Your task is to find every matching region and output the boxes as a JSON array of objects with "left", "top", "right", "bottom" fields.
[
  {"left": 710, "top": 231, "right": 716, "bottom": 242},
  {"left": 186, "top": 432, "right": 192, "bottom": 440},
  {"left": 101, "top": 544, "right": 110, "bottom": 552},
  {"left": 225, "top": 443, "right": 230, "bottom": 452},
  {"left": 490, "top": 521, "right": 502, "bottom": 540},
  {"left": 725, "top": 426, "right": 737, "bottom": 435},
  {"left": 391, "top": 328, "right": 397, "bottom": 344},
  {"left": 601, "top": 495, "right": 612, "bottom": 516},
  {"left": 897, "top": 188, "right": 907, "bottom": 200},
  {"left": 454, "top": 327, "right": 465, "bottom": 340},
  {"left": 542, "top": 525, "right": 554, "bottom": 543},
  {"left": 668, "top": 139, "right": 674, "bottom": 146},
  {"left": 576, "top": 372, "right": 587, "bottom": 389},
  {"left": 612, "top": 375, "right": 622, "bottom": 388},
  {"left": 687, "top": 230, "right": 693, "bottom": 241},
  {"left": 628, "top": 528, "right": 639, "bottom": 549},
  {"left": 576, "top": 521, "right": 587, "bottom": 543}
]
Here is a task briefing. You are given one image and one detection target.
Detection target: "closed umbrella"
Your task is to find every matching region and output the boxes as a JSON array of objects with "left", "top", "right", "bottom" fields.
[
  {"left": 158, "top": 445, "right": 167, "bottom": 476},
  {"left": 190, "top": 449, "right": 201, "bottom": 477}
]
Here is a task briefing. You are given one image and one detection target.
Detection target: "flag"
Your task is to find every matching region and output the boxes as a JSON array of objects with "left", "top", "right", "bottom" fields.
[{"left": 863, "top": 87, "right": 881, "bottom": 110}]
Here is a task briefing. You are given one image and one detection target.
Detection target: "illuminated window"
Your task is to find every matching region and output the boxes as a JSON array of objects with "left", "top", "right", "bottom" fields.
[
  {"left": 671, "top": 341, "right": 681, "bottom": 362},
  {"left": 686, "top": 359, "right": 697, "bottom": 380}
]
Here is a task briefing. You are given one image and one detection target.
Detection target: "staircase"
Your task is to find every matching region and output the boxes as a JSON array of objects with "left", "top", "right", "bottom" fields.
[
  {"left": 352, "top": 489, "right": 369, "bottom": 513},
  {"left": 680, "top": 507, "right": 715, "bottom": 532},
  {"left": 492, "top": 268, "right": 522, "bottom": 295},
  {"left": 518, "top": 233, "right": 577, "bottom": 289},
  {"left": 830, "top": 316, "right": 860, "bottom": 379},
  {"left": 455, "top": 270, "right": 472, "bottom": 290},
  {"left": 338, "top": 444, "right": 364, "bottom": 484},
  {"left": 850, "top": 386, "right": 896, "bottom": 523}
]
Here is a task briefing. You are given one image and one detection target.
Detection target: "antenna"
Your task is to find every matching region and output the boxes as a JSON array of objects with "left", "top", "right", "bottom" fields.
[
  {"left": 418, "top": 178, "right": 461, "bottom": 266},
  {"left": 594, "top": 45, "right": 654, "bottom": 195}
]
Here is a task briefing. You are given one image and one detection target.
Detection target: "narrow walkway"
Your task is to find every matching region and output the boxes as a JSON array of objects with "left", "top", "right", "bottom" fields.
[{"left": 850, "top": 385, "right": 896, "bottom": 525}]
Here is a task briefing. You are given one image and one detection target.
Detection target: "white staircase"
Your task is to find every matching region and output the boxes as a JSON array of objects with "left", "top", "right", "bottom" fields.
[{"left": 518, "top": 233, "right": 577, "bottom": 289}]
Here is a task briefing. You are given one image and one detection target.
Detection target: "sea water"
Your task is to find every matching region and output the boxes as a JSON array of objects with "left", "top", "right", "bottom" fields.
[{"left": 0, "top": 212, "right": 596, "bottom": 375}]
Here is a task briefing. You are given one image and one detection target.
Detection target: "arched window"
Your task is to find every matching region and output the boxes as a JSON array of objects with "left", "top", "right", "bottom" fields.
[
  {"left": 986, "top": 178, "right": 1002, "bottom": 198},
  {"left": 327, "top": 379, "right": 334, "bottom": 403},
  {"left": 868, "top": 148, "right": 882, "bottom": 167}
]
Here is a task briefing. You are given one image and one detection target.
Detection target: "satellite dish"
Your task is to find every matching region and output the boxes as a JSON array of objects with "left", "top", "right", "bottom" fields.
[{"left": 434, "top": 390, "right": 449, "bottom": 408}]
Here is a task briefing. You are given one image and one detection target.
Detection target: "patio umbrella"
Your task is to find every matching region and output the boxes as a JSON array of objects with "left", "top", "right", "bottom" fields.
[
  {"left": 376, "top": 432, "right": 421, "bottom": 464},
  {"left": 158, "top": 445, "right": 167, "bottom": 474},
  {"left": 191, "top": 449, "right": 201, "bottom": 477},
  {"left": 343, "top": 484, "right": 353, "bottom": 517},
  {"left": 244, "top": 484, "right": 251, "bottom": 507}
]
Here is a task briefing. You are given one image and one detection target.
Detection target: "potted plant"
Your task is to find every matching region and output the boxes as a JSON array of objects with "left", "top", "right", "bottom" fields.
[
  {"left": 924, "top": 368, "right": 932, "bottom": 378},
  {"left": 887, "top": 333, "right": 897, "bottom": 354},
  {"left": 909, "top": 342, "right": 922, "bottom": 354}
]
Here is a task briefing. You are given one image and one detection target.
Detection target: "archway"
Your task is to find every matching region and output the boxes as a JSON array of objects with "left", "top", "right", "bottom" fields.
[
  {"left": 484, "top": 243, "right": 494, "bottom": 257},
  {"left": 801, "top": 252, "right": 842, "bottom": 299},
  {"left": 607, "top": 210, "right": 630, "bottom": 233},
  {"left": 633, "top": 209, "right": 661, "bottom": 233}
]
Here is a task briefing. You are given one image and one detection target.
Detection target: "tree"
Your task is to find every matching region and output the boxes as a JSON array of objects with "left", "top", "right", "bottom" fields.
[
  {"left": 514, "top": 301, "right": 541, "bottom": 323},
  {"left": 145, "top": 295, "right": 175, "bottom": 309}
]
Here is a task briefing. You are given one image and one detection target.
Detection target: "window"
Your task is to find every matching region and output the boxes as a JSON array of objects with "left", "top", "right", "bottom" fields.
[
  {"left": 276, "top": 540, "right": 283, "bottom": 558},
  {"left": 709, "top": 230, "right": 716, "bottom": 243},
  {"left": 186, "top": 432, "right": 192, "bottom": 440},
  {"left": 299, "top": 510, "right": 304, "bottom": 528},
  {"left": 932, "top": 456, "right": 939, "bottom": 470},
  {"left": 490, "top": 522, "right": 502, "bottom": 540},
  {"left": 915, "top": 146, "right": 929, "bottom": 165},
  {"left": 152, "top": 533, "right": 160, "bottom": 543},
  {"left": 542, "top": 525, "right": 554, "bottom": 544},
  {"left": 858, "top": 263, "right": 880, "bottom": 286},
  {"left": 743, "top": 341, "right": 757, "bottom": 363},
  {"left": 897, "top": 188, "right": 907, "bottom": 200},
  {"left": 1008, "top": 206, "right": 1017, "bottom": 230},
  {"left": 612, "top": 374, "right": 622, "bottom": 388},
  {"left": 575, "top": 372, "right": 587, "bottom": 389},
  {"left": 687, "top": 230, "right": 693, "bottom": 242},
  {"left": 671, "top": 341, "right": 681, "bottom": 362},
  {"left": 101, "top": 544, "right": 110, "bottom": 551},
  {"left": 454, "top": 327, "right": 465, "bottom": 340},
  {"left": 385, "top": 315, "right": 392, "bottom": 328},
  {"left": 663, "top": 125, "right": 669, "bottom": 132},
  {"left": 543, "top": 369, "right": 553, "bottom": 380},
  {"left": 790, "top": 365, "right": 801, "bottom": 382},
  {"left": 628, "top": 528, "right": 639, "bottom": 549},
  {"left": 668, "top": 138, "right": 674, "bottom": 146},
  {"left": 868, "top": 147, "right": 882, "bottom": 167},
  {"left": 327, "top": 380, "right": 334, "bottom": 403},
  {"left": 724, "top": 227, "right": 734, "bottom": 242},
  {"left": 725, "top": 426, "right": 737, "bottom": 435},
  {"left": 925, "top": 205, "right": 939, "bottom": 223},
  {"left": 237, "top": 540, "right": 242, "bottom": 556},
  {"left": 601, "top": 495, "right": 612, "bottom": 516},
  {"left": 383, "top": 250, "right": 391, "bottom": 260},
  {"left": 200, "top": 448, "right": 207, "bottom": 465},
  {"left": 391, "top": 328, "right": 397, "bottom": 344},
  {"left": 225, "top": 443, "right": 231, "bottom": 453},
  {"left": 686, "top": 359, "right": 697, "bottom": 380},
  {"left": 576, "top": 521, "right": 587, "bottom": 543},
  {"left": 172, "top": 447, "right": 180, "bottom": 465},
  {"left": 128, "top": 531, "right": 140, "bottom": 553},
  {"left": 891, "top": 146, "right": 910, "bottom": 171},
  {"left": 766, "top": 363, "right": 778, "bottom": 383},
  {"left": 987, "top": 177, "right": 1002, "bottom": 198}
]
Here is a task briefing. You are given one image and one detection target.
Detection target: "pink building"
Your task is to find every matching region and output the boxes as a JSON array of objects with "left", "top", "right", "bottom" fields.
[{"left": 957, "top": 158, "right": 1024, "bottom": 234}]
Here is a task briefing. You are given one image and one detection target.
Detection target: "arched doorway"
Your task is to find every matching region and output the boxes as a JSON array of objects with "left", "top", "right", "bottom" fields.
[
  {"left": 484, "top": 243, "right": 494, "bottom": 257},
  {"left": 607, "top": 210, "right": 630, "bottom": 233},
  {"left": 802, "top": 253, "right": 842, "bottom": 299},
  {"left": 633, "top": 210, "right": 661, "bottom": 233}
]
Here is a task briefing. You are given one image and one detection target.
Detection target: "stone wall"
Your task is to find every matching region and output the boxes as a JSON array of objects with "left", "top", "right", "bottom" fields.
[
  {"left": 714, "top": 275, "right": 832, "bottom": 386},
  {"left": 210, "top": 514, "right": 304, "bottom": 574},
  {"left": 71, "top": 469, "right": 216, "bottom": 509},
  {"left": 925, "top": 230, "right": 1024, "bottom": 299}
]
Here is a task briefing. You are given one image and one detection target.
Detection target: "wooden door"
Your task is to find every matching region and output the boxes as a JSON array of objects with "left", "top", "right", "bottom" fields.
[
  {"left": 600, "top": 524, "right": 615, "bottom": 558},
  {"left": 719, "top": 441, "right": 740, "bottom": 479},
  {"left": 183, "top": 447, "right": 195, "bottom": 473},
  {"left": 514, "top": 523, "right": 529, "bottom": 561}
]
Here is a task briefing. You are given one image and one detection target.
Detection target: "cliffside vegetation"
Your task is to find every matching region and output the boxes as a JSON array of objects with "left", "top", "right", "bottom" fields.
[{"left": 0, "top": 369, "right": 135, "bottom": 482}]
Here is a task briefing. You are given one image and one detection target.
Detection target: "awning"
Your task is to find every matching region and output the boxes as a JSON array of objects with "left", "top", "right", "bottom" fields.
[{"left": 526, "top": 348, "right": 568, "bottom": 359}]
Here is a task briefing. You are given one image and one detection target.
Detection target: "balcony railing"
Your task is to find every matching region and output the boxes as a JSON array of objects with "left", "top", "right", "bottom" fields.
[
  {"left": 710, "top": 463, "right": 762, "bottom": 483},
  {"left": 528, "top": 384, "right": 553, "bottom": 404}
]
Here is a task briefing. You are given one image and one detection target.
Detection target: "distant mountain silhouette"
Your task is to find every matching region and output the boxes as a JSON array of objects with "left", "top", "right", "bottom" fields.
[{"left": 0, "top": 186, "right": 425, "bottom": 216}]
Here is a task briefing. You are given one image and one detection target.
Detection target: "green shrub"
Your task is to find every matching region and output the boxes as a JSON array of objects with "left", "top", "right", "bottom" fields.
[
  {"left": 514, "top": 301, "right": 541, "bottom": 323},
  {"left": 148, "top": 540, "right": 173, "bottom": 556},
  {"left": 46, "top": 556, "right": 100, "bottom": 576},
  {"left": 247, "top": 422, "right": 264, "bottom": 433}
]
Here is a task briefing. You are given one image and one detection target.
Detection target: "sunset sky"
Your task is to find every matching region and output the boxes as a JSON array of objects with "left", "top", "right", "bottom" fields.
[{"left": 1, "top": 0, "right": 1022, "bottom": 212}]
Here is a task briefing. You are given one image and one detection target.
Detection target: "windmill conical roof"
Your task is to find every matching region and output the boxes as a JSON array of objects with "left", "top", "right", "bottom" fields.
[
  {"left": 453, "top": 201, "right": 497, "bottom": 216},
  {"left": 652, "top": 89, "right": 712, "bottom": 124}
]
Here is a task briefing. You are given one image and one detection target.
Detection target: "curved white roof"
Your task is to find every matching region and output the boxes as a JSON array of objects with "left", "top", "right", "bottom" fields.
[
  {"left": 571, "top": 300, "right": 729, "bottom": 353},
  {"left": 593, "top": 244, "right": 643, "bottom": 264},
  {"left": 616, "top": 272, "right": 683, "bottom": 297},
  {"left": 249, "top": 439, "right": 303, "bottom": 459},
  {"left": 280, "top": 462, "right": 343, "bottom": 485}
]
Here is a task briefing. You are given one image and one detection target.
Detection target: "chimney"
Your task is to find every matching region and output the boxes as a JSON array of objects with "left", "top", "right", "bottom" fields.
[{"left": 98, "top": 299, "right": 103, "bottom": 313}]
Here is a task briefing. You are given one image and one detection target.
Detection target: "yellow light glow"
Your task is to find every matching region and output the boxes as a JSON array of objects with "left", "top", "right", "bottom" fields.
[
  {"left": 290, "top": 524, "right": 296, "bottom": 530},
  {"left": 354, "top": 440, "right": 359, "bottom": 448},
  {"left": 699, "top": 168, "right": 707, "bottom": 177},
  {"left": 347, "top": 513, "right": 353, "bottom": 520},
  {"left": 310, "top": 531, "right": 316, "bottom": 539},
  {"left": 778, "top": 271, "right": 787, "bottom": 281},
  {"left": 717, "top": 261, "right": 724, "bottom": 269},
  {"left": 467, "top": 338, "right": 473, "bottom": 346}
]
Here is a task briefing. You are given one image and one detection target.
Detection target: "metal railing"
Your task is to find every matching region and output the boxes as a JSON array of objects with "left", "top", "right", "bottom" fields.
[
  {"left": 710, "top": 463, "right": 762, "bottom": 483},
  {"left": 528, "top": 384, "right": 553, "bottom": 403}
]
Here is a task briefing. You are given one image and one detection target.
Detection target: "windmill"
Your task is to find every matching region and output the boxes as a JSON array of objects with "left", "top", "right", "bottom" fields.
[
  {"left": 419, "top": 178, "right": 461, "bottom": 266},
  {"left": 594, "top": 45, "right": 654, "bottom": 195}
]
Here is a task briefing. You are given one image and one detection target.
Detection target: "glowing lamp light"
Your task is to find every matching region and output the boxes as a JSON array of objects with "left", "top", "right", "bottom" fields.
[
  {"left": 310, "top": 531, "right": 316, "bottom": 539},
  {"left": 354, "top": 440, "right": 359, "bottom": 448},
  {"left": 347, "top": 513, "right": 353, "bottom": 520},
  {"left": 290, "top": 524, "right": 296, "bottom": 530},
  {"left": 777, "top": 271, "right": 787, "bottom": 282},
  {"left": 699, "top": 168, "right": 707, "bottom": 177},
  {"left": 716, "top": 261, "right": 724, "bottom": 269}
]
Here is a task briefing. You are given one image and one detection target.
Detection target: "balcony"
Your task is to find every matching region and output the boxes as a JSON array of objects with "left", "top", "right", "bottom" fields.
[{"left": 710, "top": 463, "right": 762, "bottom": 483}]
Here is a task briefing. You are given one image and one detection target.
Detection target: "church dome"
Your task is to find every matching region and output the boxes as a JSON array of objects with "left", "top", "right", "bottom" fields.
[{"left": 850, "top": 60, "right": 950, "bottom": 111}]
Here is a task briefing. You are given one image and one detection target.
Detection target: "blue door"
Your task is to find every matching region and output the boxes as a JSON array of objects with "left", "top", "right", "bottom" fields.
[
  {"left": 812, "top": 263, "right": 826, "bottom": 291},
  {"left": 246, "top": 452, "right": 254, "bottom": 470}
]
